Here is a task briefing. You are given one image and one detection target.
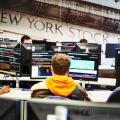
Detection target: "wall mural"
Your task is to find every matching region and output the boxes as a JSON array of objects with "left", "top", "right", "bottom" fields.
[{"left": 0, "top": 0, "right": 120, "bottom": 64}]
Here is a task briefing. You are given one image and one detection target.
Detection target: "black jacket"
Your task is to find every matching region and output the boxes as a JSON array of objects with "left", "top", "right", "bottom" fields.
[{"left": 31, "top": 83, "right": 92, "bottom": 101}]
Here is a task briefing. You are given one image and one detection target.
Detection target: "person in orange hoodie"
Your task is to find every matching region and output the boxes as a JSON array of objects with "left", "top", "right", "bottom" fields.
[{"left": 31, "top": 54, "right": 92, "bottom": 101}]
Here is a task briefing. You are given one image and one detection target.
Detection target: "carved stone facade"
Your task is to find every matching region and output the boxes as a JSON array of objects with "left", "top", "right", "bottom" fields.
[{"left": 0, "top": 0, "right": 120, "bottom": 34}]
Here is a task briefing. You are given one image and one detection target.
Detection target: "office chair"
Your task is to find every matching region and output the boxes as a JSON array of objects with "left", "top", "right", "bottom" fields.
[
  {"left": 105, "top": 86, "right": 120, "bottom": 103},
  {"left": 43, "top": 96, "right": 71, "bottom": 100}
]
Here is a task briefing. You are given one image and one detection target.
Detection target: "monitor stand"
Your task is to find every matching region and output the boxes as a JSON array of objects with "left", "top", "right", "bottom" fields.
[
  {"left": 80, "top": 80, "right": 92, "bottom": 95},
  {"left": 111, "top": 57, "right": 115, "bottom": 67},
  {"left": 85, "top": 48, "right": 89, "bottom": 53},
  {"left": 58, "top": 47, "right": 61, "bottom": 52},
  {"left": 81, "top": 80, "right": 85, "bottom": 88},
  {"left": 82, "top": 48, "right": 89, "bottom": 53},
  {"left": 15, "top": 77, "right": 20, "bottom": 90}
]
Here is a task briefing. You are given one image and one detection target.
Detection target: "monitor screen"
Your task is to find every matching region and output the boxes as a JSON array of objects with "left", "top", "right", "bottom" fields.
[
  {"left": 32, "top": 40, "right": 56, "bottom": 51},
  {"left": 27, "top": 99, "right": 120, "bottom": 120},
  {"left": 30, "top": 52, "right": 99, "bottom": 81},
  {"left": 66, "top": 53, "right": 99, "bottom": 81},
  {"left": 106, "top": 43, "right": 120, "bottom": 58},
  {"left": 0, "top": 97, "right": 20, "bottom": 120},
  {"left": 4, "top": 38, "right": 9, "bottom": 42},
  {"left": 0, "top": 42, "right": 20, "bottom": 48},
  {"left": 0, "top": 47, "right": 22, "bottom": 76},
  {"left": 9, "top": 39, "right": 17, "bottom": 42},
  {"left": 115, "top": 48, "right": 120, "bottom": 87},
  {"left": 115, "top": 48, "right": 120, "bottom": 69},
  {"left": 4, "top": 38, "right": 17, "bottom": 42},
  {"left": 32, "top": 40, "right": 46, "bottom": 44},
  {"left": 76, "top": 43, "right": 101, "bottom": 65},
  {"left": 21, "top": 44, "right": 46, "bottom": 76},
  {"left": 62, "top": 42, "right": 78, "bottom": 46},
  {"left": 0, "top": 38, "right": 3, "bottom": 42},
  {"left": 46, "top": 41, "right": 56, "bottom": 51},
  {"left": 51, "top": 46, "right": 76, "bottom": 52}
]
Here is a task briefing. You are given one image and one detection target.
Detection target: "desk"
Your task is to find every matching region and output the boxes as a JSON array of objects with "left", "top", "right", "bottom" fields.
[
  {"left": 0, "top": 76, "right": 116, "bottom": 88},
  {"left": 0, "top": 88, "right": 112, "bottom": 102},
  {"left": 18, "top": 77, "right": 116, "bottom": 86},
  {"left": 99, "top": 65, "right": 115, "bottom": 70},
  {"left": 0, "top": 88, "right": 31, "bottom": 100},
  {"left": 76, "top": 77, "right": 116, "bottom": 88},
  {"left": 0, "top": 65, "right": 116, "bottom": 87},
  {"left": 98, "top": 65, "right": 116, "bottom": 78},
  {"left": 87, "top": 91, "right": 112, "bottom": 102}
]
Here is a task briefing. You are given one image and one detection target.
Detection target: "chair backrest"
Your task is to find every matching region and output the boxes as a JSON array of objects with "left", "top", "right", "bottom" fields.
[
  {"left": 105, "top": 86, "right": 120, "bottom": 103},
  {"left": 43, "top": 96, "right": 71, "bottom": 100}
]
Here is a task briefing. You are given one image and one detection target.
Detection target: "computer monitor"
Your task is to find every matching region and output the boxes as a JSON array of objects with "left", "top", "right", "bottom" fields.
[
  {"left": 106, "top": 43, "right": 120, "bottom": 58},
  {"left": 0, "top": 47, "right": 22, "bottom": 76},
  {"left": 115, "top": 48, "right": 120, "bottom": 70},
  {"left": 32, "top": 40, "right": 46, "bottom": 44},
  {"left": 32, "top": 40, "right": 56, "bottom": 51},
  {"left": 30, "top": 52, "right": 99, "bottom": 82},
  {"left": 66, "top": 52, "right": 99, "bottom": 81},
  {"left": 21, "top": 44, "right": 46, "bottom": 76},
  {"left": 4, "top": 38, "right": 17, "bottom": 42},
  {"left": 0, "top": 38, "right": 3, "bottom": 42},
  {"left": 0, "top": 97, "right": 20, "bottom": 120},
  {"left": 4, "top": 38, "right": 9, "bottom": 42},
  {"left": 62, "top": 42, "right": 78, "bottom": 46},
  {"left": 27, "top": 98, "right": 120, "bottom": 120},
  {"left": 76, "top": 43, "right": 101, "bottom": 65},
  {"left": 115, "top": 48, "right": 120, "bottom": 87},
  {"left": 9, "top": 39, "right": 17, "bottom": 42},
  {"left": 51, "top": 46, "right": 76, "bottom": 52},
  {"left": 0, "top": 42, "right": 20, "bottom": 48},
  {"left": 46, "top": 41, "right": 56, "bottom": 51},
  {"left": 30, "top": 52, "right": 62, "bottom": 79}
]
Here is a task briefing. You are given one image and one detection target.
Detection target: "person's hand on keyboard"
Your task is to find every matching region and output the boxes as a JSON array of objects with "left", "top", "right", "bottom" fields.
[{"left": 0, "top": 85, "right": 10, "bottom": 95}]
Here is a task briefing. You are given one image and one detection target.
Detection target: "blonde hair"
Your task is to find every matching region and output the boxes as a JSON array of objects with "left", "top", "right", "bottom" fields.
[{"left": 52, "top": 54, "right": 71, "bottom": 75}]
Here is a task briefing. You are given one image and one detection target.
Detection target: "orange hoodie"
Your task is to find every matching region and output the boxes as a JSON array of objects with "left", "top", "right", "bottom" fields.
[{"left": 45, "top": 75, "right": 77, "bottom": 97}]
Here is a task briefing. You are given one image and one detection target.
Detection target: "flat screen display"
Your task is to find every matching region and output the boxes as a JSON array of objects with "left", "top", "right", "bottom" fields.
[
  {"left": 76, "top": 43, "right": 101, "bottom": 65},
  {"left": 27, "top": 99, "right": 120, "bottom": 120},
  {"left": 4, "top": 38, "right": 17, "bottom": 42},
  {"left": 51, "top": 46, "right": 75, "bottom": 52},
  {"left": 66, "top": 53, "right": 99, "bottom": 81},
  {"left": 0, "top": 47, "right": 22, "bottom": 76},
  {"left": 30, "top": 52, "right": 99, "bottom": 81},
  {"left": 4, "top": 38, "right": 9, "bottom": 42},
  {"left": 106, "top": 43, "right": 120, "bottom": 58},
  {"left": 0, "top": 97, "right": 20, "bottom": 120},
  {"left": 0, "top": 38, "right": 3, "bottom": 42},
  {"left": 62, "top": 42, "right": 78, "bottom": 46},
  {"left": 0, "top": 42, "right": 19, "bottom": 48}
]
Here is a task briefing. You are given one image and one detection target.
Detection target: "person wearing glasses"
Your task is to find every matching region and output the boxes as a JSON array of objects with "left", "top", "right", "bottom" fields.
[{"left": 21, "top": 35, "right": 32, "bottom": 44}]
